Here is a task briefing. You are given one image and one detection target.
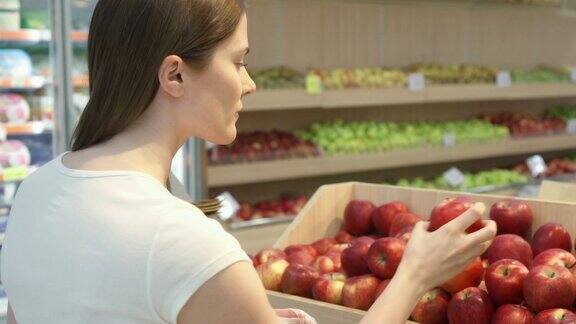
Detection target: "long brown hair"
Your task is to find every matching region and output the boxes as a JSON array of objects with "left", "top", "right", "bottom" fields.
[{"left": 71, "top": 0, "right": 245, "bottom": 151}]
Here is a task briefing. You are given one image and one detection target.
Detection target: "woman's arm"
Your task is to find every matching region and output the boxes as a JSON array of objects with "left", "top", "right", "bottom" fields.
[
  {"left": 7, "top": 303, "right": 17, "bottom": 324},
  {"left": 360, "top": 203, "right": 496, "bottom": 324}
]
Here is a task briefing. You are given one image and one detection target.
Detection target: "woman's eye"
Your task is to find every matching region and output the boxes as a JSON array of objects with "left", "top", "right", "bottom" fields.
[{"left": 236, "top": 63, "right": 248, "bottom": 69}]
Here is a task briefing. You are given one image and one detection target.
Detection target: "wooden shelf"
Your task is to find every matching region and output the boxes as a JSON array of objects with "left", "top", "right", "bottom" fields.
[
  {"left": 207, "top": 133, "right": 576, "bottom": 186},
  {"left": 244, "top": 83, "right": 576, "bottom": 111}
]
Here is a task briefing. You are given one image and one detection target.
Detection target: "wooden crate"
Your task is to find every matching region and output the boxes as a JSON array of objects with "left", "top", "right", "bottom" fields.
[{"left": 267, "top": 182, "right": 576, "bottom": 324}]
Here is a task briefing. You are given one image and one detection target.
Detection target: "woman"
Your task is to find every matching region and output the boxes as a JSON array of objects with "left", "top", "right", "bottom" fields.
[{"left": 0, "top": 1, "right": 496, "bottom": 323}]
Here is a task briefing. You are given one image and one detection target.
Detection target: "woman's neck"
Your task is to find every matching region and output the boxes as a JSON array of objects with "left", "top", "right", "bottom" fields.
[{"left": 66, "top": 103, "right": 185, "bottom": 187}]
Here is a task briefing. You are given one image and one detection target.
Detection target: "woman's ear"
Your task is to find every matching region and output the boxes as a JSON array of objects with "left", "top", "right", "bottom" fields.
[{"left": 158, "top": 55, "right": 185, "bottom": 97}]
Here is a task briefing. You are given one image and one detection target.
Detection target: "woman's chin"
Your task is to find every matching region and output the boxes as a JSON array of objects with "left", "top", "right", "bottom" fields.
[{"left": 207, "top": 128, "right": 237, "bottom": 146}]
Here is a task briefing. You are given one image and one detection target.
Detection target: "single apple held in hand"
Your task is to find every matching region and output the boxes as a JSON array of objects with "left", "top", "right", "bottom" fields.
[
  {"left": 447, "top": 287, "right": 494, "bottom": 324},
  {"left": 394, "top": 224, "right": 414, "bottom": 243},
  {"left": 253, "top": 248, "right": 287, "bottom": 267},
  {"left": 311, "top": 272, "right": 347, "bottom": 305},
  {"left": 492, "top": 304, "right": 534, "bottom": 324},
  {"left": 523, "top": 265, "right": 576, "bottom": 312},
  {"left": 389, "top": 212, "right": 422, "bottom": 237},
  {"left": 483, "top": 234, "right": 533, "bottom": 267},
  {"left": 532, "top": 248, "right": 576, "bottom": 275},
  {"left": 410, "top": 288, "right": 450, "bottom": 324},
  {"left": 532, "top": 223, "right": 572, "bottom": 257},
  {"left": 341, "top": 274, "right": 381, "bottom": 311},
  {"left": 280, "top": 264, "right": 320, "bottom": 298},
  {"left": 256, "top": 258, "right": 290, "bottom": 291},
  {"left": 366, "top": 238, "right": 406, "bottom": 279},
  {"left": 532, "top": 308, "right": 576, "bottom": 324},
  {"left": 344, "top": 200, "right": 376, "bottom": 235},
  {"left": 485, "top": 259, "right": 529, "bottom": 305},
  {"left": 441, "top": 257, "right": 484, "bottom": 294},
  {"left": 490, "top": 199, "right": 533, "bottom": 237},
  {"left": 371, "top": 201, "right": 409, "bottom": 236},
  {"left": 429, "top": 196, "right": 482, "bottom": 233}
]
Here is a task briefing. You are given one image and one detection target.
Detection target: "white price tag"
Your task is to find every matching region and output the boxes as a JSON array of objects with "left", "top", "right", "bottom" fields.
[
  {"left": 496, "top": 70, "right": 512, "bottom": 88},
  {"left": 570, "top": 68, "right": 576, "bottom": 83},
  {"left": 526, "top": 155, "right": 547, "bottom": 178},
  {"left": 443, "top": 133, "right": 457, "bottom": 147},
  {"left": 566, "top": 119, "right": 576, "bottom": 134},
  {"left": 443, "top": 167, "right": 466, "bottom": 188},
  {"left": 216, "top": 191, "right": 240, "bottom": 222},
  {"left": 408, "top": 73, "right": 425, "bottom": 92}
]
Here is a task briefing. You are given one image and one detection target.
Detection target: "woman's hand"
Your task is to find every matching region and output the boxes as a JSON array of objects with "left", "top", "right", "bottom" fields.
[{"left": 397, "top": 203, "right": 497, "bottom": 291}]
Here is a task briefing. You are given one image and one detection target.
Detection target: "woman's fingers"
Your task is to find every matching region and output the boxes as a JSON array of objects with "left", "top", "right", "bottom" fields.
[
  {"left": 443, "top": 202, "right": 486, "bottom": 233},
  {"left": 465, "top": 220, "right": 497, "bottom": 246}
]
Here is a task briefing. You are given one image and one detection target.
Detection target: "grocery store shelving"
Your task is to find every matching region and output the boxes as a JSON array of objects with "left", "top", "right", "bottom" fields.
[
  {"left": 208, "top": 133, "right": 576, "bottom": 186},
  {"left": 0, "top": 29, "right": 88, "bottom": 43},
  {"left": 0, "top": 76, "right": 46, "bottom": 91},
  {"left": 4, "top": 121, "right": 52, "bottom": 136},
  {"left": 244, "top": 83, "right": 576, "bottom": 111}
]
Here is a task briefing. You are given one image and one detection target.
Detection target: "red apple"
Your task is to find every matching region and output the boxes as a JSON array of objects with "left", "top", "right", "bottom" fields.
[
  {"left": 532, "top": 248, "right": 576, "bottom": 276},
  {"left": 533, "top": 308, "right": 576, "bottom": 324},
  {"left": 371, "top": 201, "right": 409, "bottom": 236},
  {"left": 312, "top": 272, "right": 347, "bottom": 305},
  {"left": 483, "top": 234, "right": 533, "bottom": 267},
  {"left": 286, "top": 251, "right": 315, "bottom": 266},
  {"left": 236, "top": 202, "right": 254, "bottom": 221},
  {"left": 344, "top": 200, "right": 376, "bottom": 235},
  {"left": 429, "top": 196, "right": 482, "bottom": 233},
  {"left": 492, "top": 304, "right": 534, "bottom": 324},
  {"left": 485, "top": 259, "right": 529, "bottom": 305},
  {"left": 312, "top": 255, "right": 336, "bottom": 274},
  {"left": 532, "top": 223, "right": 572, "bottom": 257},
  {"left": 490, "top": 199, "right": 534, "bottom": 237},
  {"left": 325, "top": 251, "right": 342, "bottom": 272},
  {"left": 280, "top": 264, "right": 320, "bottom": 298},
  {"left": 411, "top": 288, "right": 451, "bottom": 324},
  {"left": 341, "top": 242, "right": 371, "bottom": 276},
  {"left": 312, "top": 238, "right": 337, "bottom": 255},
  {"left": 253, "top": 248, "right": 287, "bottom": 267},
  {"left": 341, "top": 274, "right": 381, "bottom": 311},
  {"left": 256, "top": 258, "right": 290, "bottom": 291},
  {"left": 523, "top": 265, "right": 576, "bottom": 312},
  {"left": 441, "top": 257, "right": 484, "bottom": 294},
  {"left": 335, "top": 230, "right": 356, "bottom": 244},
  {"left": 284, "top": 244, "right": 318, "bottom": 257},
  {"left": 352, "top": 236, "right": 376, "bottom": 247},
  {"left": 389, "top": 212, "right": 421, "bottom": 237},
  {"left": 366, "top": 238, "right": 407, "bottom": 279},
  {"left": 375, "top": 279, "right": 391, "bottom": 297},
  {"left": 447, "top": 287, "right": 494, "bottom": 324},
  {"left": 327, "top": 243, "right": 350, "bottom": 254}
]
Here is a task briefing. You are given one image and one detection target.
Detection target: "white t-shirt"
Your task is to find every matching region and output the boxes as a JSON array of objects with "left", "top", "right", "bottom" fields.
[{"left": 0, "top": 153, "right": 250, "bottom": 323}]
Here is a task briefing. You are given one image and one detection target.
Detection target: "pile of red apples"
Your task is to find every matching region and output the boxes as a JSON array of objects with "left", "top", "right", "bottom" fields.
[{"left": 253, "top": 197, "right": 576, "bottom": 324}]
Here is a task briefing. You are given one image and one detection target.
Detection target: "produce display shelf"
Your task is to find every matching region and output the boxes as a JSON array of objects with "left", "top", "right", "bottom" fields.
[
  {"left": 0, "top": 76, "right": 46, "bottom": 90},
  {"left": 208, "top": 133, "right": 576, "bottom": 186},
  {"left": 4, "top": 121, "right": 52, "bottom": 136},
  {"left": 243, "top": 83, "right": 576, "bottom": 111},
  {"left": 0, "top": 29, "right": 88, "bottom": 43},
  {"left": 228, "top": 214, "right": 296, "bottom": 230}
]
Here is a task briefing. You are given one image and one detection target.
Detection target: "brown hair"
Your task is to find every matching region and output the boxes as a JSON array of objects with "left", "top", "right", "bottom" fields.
[{"left": 71, "top": 0, "right": 245, "bottom": 151}]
